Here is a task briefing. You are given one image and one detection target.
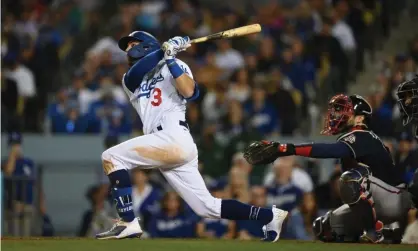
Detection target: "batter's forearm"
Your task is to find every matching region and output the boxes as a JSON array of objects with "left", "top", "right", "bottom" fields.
[
  {"left": 166, "top": 59, "right": 196, "bottom": 98},
  {"left": 174, "top": 74, "right": 196, "bottom": 98}
]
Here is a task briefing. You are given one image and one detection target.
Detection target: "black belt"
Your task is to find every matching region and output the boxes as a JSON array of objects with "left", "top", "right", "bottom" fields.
[{"left": 157, "top": 121, "right": 189, "bottom": 131}]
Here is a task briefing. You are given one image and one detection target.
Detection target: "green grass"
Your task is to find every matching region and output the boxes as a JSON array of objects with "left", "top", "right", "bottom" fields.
[{"left": 2, "top": 239, "right": 417, "bottom": 251}]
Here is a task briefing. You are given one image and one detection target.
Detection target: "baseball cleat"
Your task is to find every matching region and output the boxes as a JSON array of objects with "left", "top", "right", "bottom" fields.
[
  {"left": 360, "top": 220, "right": 384, "bottom": 244},
  {"left": 96, "top": 217, "right": 143, "bottom": 240},
  {"left": 262, "top": 205, "right": 289, "bottom": 242}
]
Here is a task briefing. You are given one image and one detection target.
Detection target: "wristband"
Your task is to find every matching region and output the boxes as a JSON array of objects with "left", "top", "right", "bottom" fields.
[{"left": 166, "top": 59, "right": 184, "bottom": 79}]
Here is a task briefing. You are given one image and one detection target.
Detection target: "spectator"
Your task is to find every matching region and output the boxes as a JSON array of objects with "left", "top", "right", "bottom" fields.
[
  {"left": 245, "top": 84, "right": 279, "bottom": 137},
  {"left": 216, "top": 100, "right": 247, "bottom": 145},
  {"left": 267, "top": 68, "right": 299, "bottom": 135},
  {"left": 132, "top": 168, "right": 162, "bottom": 230},
  {"left": 306, "top": 16, "right": 347, "bottom": 95},
  {"left": 331, "top": 8, "right": 356, "bottom": 79},
  {"left": 264, "top": 157, "right": 314, "bottom": 194},
  {"left": 3, "top": 52, "right": 36, "bottom": 107},
  {"left": 227, "top": 68, "right": 251, "bottom": 103},
  {"left": 67, "top": 71, "right": 97, "bottom": 115},
  {"left": 196, "top": 182, "right": 235, "bottom": 239},
  {"left": 2, "top": 132, "right": 35, "bottom": 236},
  {"left": 195, "top": 51, "right": 222, "bottom": 90},
  {"left": 202, "top": 82, "right": 228, "bottom": 124},
  {"left": 148, "top": 191, "right": 199, "bottom": 238},
  {"left": 225, "top": 166, "right": 250, "bottom": 203},
  {"left": 337, "top": 0, "right": 366, "bottom": 72},
  {"left": 197, "top": 126, "right": 229, "bottom": 178},
  {"left": 88, "top": 93, "right": 131, "bottom": 134},
  {"left": 236, "top": 186, "right": 266, "bottom": 240},
  {"left": 265, "top": 157, "right": 304, "bottom": 211},
  {"left": 78, "top": 185, "right": 114, "bottom": 237},
  {"left": 394, "top": 131, "right": 418, "bottom": 184},
  {"left": 265, "top": 157, "right": 308, "bottom": 240},
  {"left": 230, "top": 152, "right": 253, "bottom": 177},
  {"left": 214, "top": 40, "right": 244, "bottom": 74},
  {"left": 96, "top": 72, "right": 127, "bottom": 105},
  {"left": 257, "top": 36, "right": 279, "bottom": 73},
  {"left": 368, "top": 86, "right": 394, "bottom": 137},
  {"left": 51, "top": 100, "right": 89, "bottom": 134}
]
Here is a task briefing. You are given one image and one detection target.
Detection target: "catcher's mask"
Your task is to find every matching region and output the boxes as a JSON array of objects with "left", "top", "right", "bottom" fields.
[
  {"left": 321, "top": 94, "right": 372, "bottom": 135},
  {"left": 396, "top": 76, "right": 418, "bottom": 125},
  {"left": 118, "top": 31, "right": 162, "bottom": 66}
]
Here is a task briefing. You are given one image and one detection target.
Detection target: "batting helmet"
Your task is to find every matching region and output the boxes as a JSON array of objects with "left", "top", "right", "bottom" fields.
[
  {"left": 118, "top": 31, "right": 159, "bottom": 51},
  {"left": 118, "top": 31, "right": 161, "bottom": 66}
]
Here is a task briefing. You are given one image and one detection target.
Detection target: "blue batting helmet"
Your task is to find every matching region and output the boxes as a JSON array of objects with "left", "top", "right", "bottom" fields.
[
  {"left": 118, "top": 31, "right": 160, "bottom": 51},
  {"left": 118, "top": 31, "right": 161, "bottom": 65}
]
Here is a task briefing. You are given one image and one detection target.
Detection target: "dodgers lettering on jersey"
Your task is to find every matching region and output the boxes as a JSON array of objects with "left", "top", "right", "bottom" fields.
[
  {"left": 122, "top": 59, "right": 193, "bottom": 134},
  {"left": 266, "top": 183, "right": 303, "bottom": 212},
  {"left": 148, "top": 212, "right": 198, "bottom": 238}
]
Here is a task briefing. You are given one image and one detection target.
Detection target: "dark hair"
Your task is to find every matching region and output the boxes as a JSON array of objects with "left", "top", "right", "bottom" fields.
[{"left": 161, "top": 191, "right": 183, "bottom": 213}]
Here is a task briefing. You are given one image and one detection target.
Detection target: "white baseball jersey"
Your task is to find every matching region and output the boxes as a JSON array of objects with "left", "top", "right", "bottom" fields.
[{"left": 122, "top": 59, "right": 193, "bottom": 134}]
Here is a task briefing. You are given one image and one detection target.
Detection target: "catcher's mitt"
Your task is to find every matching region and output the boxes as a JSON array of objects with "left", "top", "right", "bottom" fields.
[{"left": 243, "top": 141, "right": 280, "bottom": 165}]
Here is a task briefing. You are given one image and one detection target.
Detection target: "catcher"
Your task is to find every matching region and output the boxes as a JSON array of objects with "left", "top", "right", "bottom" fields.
[{"left": 244, "top": 94, "right": 413, "bottom": 243}]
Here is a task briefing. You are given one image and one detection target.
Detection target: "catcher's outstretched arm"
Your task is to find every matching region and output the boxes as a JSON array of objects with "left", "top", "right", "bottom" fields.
[
  {"left": 290, "top": 142, "right": 352, "bottom": 158},
  {"left": 244, "top": 141, "right": 352, "bottom": 165}
]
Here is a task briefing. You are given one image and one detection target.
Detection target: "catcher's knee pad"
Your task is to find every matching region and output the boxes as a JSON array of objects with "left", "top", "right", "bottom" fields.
[{"left": 339, "top": 165, "right": 371, "bottom": 205}]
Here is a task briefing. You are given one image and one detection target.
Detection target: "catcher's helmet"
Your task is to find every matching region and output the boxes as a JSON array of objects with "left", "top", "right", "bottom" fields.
[
  {"left": 396, "top": 76, "right": 418, "bottom": 125},
  {"left": 322, "top": 94, "right": 372, "bottom": 135},
  {"left": 118, "top": 31, "right": 161, "bottom": 66}
]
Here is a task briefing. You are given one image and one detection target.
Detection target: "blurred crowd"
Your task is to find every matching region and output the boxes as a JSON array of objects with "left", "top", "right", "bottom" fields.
[{"left": 1, "top": 0, "right": 410, "bottom": 137}]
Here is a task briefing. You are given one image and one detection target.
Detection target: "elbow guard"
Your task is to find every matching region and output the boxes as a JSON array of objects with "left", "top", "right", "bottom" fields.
[{"left": 185, "top": 83, "right": 199, "bottom": 101}]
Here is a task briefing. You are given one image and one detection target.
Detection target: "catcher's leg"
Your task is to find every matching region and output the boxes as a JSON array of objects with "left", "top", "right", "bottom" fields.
[
  {"left": 338, "top": 166, "right": 384, "bottom": 243},
  {"left": 160, "top": 158, "right": 288, "bottom": 242},
  {"left": 97, "top": 131, "right": 194, "bottom": 240},
  {"left": 339, "top": 165, "right": 413, "bottom": 243},
  {"left": 313, "top": 205, "right": 364, "bottom": 242}
]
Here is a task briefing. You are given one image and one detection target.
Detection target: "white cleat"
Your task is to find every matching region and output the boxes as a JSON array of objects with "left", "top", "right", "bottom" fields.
[
  {"left": 262, "top": 205, "right": 289, "bottom": 242},
  {"left": 96, "top": 217, "right": 143, "bottom": 240}
]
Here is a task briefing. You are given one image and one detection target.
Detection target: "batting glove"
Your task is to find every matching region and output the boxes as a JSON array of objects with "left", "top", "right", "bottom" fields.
[{"left": 162, "top": 36, "right": 191, "bottom": 60}]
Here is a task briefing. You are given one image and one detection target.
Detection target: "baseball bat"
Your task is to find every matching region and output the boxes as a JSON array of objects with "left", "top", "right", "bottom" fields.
[{"left": 190, "top": 24, "right": 262, "bottom": 44}]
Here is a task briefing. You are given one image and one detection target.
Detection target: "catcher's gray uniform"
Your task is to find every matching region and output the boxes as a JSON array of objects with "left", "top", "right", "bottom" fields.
[
  {"left": 330, "top": 175, "right": 412, "bottom": 238},
  {"left": 316, "top": 166, "right": 412, "bottom": 242}
]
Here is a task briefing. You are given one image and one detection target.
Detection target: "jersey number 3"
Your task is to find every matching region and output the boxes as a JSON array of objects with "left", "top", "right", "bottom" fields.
[{"left": 151, "top": 88, "right": 162, "bottom": 106}]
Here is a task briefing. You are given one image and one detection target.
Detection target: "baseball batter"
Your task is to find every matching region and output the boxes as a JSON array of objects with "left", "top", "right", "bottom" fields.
[{"left": 96, "top": 31, "right": 288, "bottom": 241}]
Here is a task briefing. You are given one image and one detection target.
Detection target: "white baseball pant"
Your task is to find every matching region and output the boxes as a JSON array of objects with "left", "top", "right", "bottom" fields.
[{"left": 101, "top": 122, "right": 222, "bottom": 218}]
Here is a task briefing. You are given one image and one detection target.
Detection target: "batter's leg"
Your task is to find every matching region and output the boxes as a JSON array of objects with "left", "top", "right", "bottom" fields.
[
  {"left": 97, "top": 131, "right": 193, "bottom": 240},
  {"left": 160, "top": 158, "right": 288, "bottom": 242}
]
